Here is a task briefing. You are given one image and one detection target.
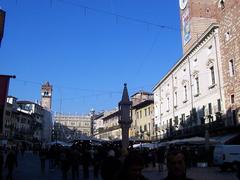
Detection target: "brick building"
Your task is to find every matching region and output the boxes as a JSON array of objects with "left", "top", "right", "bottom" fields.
[
  {"left": 216, "top": 0, "right": 240, "bottom": 126},
  {"left": 179, "top": 0, "right": 218, "bottom": 53},
  {"left": 153, "top": 0, "right": 240, "bottom": 139}
]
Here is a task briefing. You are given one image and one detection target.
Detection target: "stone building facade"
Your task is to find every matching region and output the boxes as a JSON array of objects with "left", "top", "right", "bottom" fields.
[
  {"left": 3, "top": 97, "right": 52, "bottom": 142},
  {"left": 153, "top": 24, "right": 224, "bottom": 139},
  {"left": 130, "top": 91, "right": 155, "bottom": 140},
  {"left": 153, "top": 0, "right": 240, "bottom": 139},
  {"left": 95, "top": 109, "right": 121, "bottom": 140},
  {"left": 54, "top": 113, "right": 91, "bottom": 140}
]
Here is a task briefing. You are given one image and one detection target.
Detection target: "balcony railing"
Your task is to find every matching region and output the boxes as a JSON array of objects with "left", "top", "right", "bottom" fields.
[{"left": 160, "top": 117, "right": 235, "bottom": 140}]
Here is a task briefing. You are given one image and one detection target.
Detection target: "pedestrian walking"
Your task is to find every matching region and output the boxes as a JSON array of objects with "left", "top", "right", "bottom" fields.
[
  {"left": 60, "top": 149, "right": 70, "bottom": 180},
  {"left": 82, "top": 149, "right": 91, "bottom": 179},
  {"left": 70, "top": 148, "right": 81, "bottom": 180},
  {"left": 101, "top": 149, "right": 121, "bottom": 180},
  {"left": 157, "top": 148, "right": 165, "bottom": 172},
  {"left": 93, "top": 149, "right": 101, "bottom": 179},
  {"left": 20, "top": 142, "right": 26, "bottom": 157},
  {"left": 5, "top": 149, "right": 18, "bottom": 180},
  {"left": 236, "top": 162, "right": 240, "bottom": 180},
  {"left": 39, "top": 148, "right": 47, "bottom": 174},
  {"left": 0, "top": 149, "right": 4, "bottom": 180}
]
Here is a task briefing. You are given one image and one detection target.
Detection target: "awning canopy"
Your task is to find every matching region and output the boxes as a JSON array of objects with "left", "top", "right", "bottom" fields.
[
  {"left": 133, "top": 143, "right": 156, "bottom": 149},
  {"left": 170, "top": 136, "right": 218, "bottom": 145},
  {"left": 211, "top": 133, "right": 240, "bottom": 144},
  {"left": 46, "top": 140, "right": 71, "bottom": 147},
  {"left": 157, "top": 136, "right": 219, "bottom": 146}
]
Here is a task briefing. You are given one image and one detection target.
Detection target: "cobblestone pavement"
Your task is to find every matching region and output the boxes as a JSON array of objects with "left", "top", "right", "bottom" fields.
[{"left": 2, "top": 151, "right": 238, "bottom": 180}]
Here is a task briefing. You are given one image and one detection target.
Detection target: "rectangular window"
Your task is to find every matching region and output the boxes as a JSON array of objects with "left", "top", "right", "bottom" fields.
[
  {"left": 229, "top": 59, "right": 235, "bottom": 77},
  {"left": 167, "top": 97, "right": 170, "bottom": 111},
  {"left": 195, "top": 77, "right": 200, "bottom": 95},
  {"left": 140, "top": 111, "right": 142, "bottom": 118},
  {"left": 169, "top": 118, "right": 172, "bottom": 127},
  {"left": 184, "top": 85, "right": 187, "bottom": 101},
  {"left": 144, "top": 124, "right": 147, "bottom": 131},
  {"left": 5, "top": 111, "right": 11, "bottom": 116},
  {"left": 137, "top": 112, "right": 139, "bottom": 119},
  {"left": 217, "top": 99, "right": 221, "bottom": 112},
  {"left": 202, "top": 106, "right": 205, "bottom": 116},
  {"left": 181, "top": 114, "right": 185, "bottom": 121},
  {"left": 174, "top": 91, "right": 178, "bottom": 107},
  {"left": 210, "top": 66, "right": 215, "bottom": 85},
  {"left": 225, "top": 31, "right": 230, "bottom": 41},
  {"left": 148, "top": 107, "right": 150, "bottom": 115},
  {"left": 174, "top": 116, "right": 178, "bottom": 126},
  {"left": 145, "top": 109, "right": 147, "bottom": 116},
  {"left": 231, "top": 94, "right": 235, "bottom": 104},
  {"left": 208, "top": 103, "right": 212, "bottom": 115}
]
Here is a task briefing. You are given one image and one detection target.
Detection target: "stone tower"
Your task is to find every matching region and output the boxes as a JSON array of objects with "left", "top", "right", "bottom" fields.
[
  {"left": 41, "top": 82, "right": 52, "bottom": 111},
  {"left": 179, "top": 0, "right": 218, "bottom": 53},
  {"left": 118, "top": 83, "right": 132, "bottom": 151}
]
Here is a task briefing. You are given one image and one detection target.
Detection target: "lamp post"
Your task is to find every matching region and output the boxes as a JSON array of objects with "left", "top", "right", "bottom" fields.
[{"left": 118, "top": 83, "right": 132, "bottom": 151}]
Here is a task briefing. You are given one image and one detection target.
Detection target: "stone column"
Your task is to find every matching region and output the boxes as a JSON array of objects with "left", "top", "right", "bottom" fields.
[{"left": 118, "top": 83, "right": 132, "bottom": 151}]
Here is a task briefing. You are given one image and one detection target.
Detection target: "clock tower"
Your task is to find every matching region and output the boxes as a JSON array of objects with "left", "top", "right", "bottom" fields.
[
  {"left": 179, "top": 0, "right": 218, "bottom": 53},
  {"left": 41, "top": 81, "right": 53, "bottom": 111}
]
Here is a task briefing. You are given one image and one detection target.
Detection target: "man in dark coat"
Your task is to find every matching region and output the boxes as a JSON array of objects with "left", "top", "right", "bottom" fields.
[
  {"left": 164, "top": 150, "right": 193, "bottom": 180},
  {"left": 0, "top": 150, "right": 4, "bottom": 179}
]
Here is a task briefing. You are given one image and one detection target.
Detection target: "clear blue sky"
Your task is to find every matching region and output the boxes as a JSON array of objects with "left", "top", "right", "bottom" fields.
[{"left": 0, "top": 0, "right": 183, "bottom": 114}]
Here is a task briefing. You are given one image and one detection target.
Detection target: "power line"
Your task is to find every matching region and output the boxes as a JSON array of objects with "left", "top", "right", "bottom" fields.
[
  {"left": 56, "top": 0, "right": 179, "bottom": 32},
  {"left": 15, "top": 78, "right": 121, "bottom": 94}
]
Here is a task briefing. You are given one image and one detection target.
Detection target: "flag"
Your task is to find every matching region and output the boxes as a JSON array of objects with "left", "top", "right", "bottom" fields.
[
  {"left": 0, "top": 75, "right": 10, "bottom": 106},
  {"left": 0, "top": 75, "right": 11, "bottom": 133},
  {"left": 0, "top": 9, "right": 6, "bottom": 46}
]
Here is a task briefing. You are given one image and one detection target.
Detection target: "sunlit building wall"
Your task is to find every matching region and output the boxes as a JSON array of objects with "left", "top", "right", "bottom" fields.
[{"left": 153, "top": 24, "right": 224, "bottom": 139}]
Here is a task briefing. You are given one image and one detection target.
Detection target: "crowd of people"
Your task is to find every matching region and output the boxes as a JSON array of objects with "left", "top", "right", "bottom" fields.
[
  {"left": 37, "top": 142, "right": 148, "bottom": 180},
  {"left": 34, "top": 142, "right": 198, "bottom": 180},
  {"left": 0, "top": 140, "right": 239, "bottom": 180},
  {"left": 0, "top": 143, "right": 24, "bottom": 180}
]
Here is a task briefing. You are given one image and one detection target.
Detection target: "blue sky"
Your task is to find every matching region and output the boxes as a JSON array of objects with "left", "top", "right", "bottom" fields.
[{"left": 0, "top": 0, "right": 183, "bottom": 114}]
